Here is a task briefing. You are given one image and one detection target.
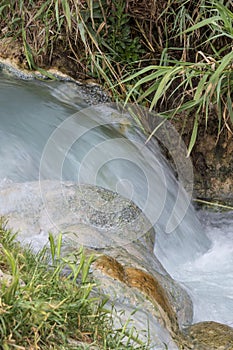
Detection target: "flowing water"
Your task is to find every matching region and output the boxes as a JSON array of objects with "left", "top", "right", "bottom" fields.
[{"left": 0, "top": 71, "right": 233, "bottom": 328}]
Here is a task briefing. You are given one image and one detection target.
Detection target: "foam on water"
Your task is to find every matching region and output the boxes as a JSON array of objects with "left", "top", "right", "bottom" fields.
[{"left": 166, "top": 210, "right": 233, "bottom": 326}]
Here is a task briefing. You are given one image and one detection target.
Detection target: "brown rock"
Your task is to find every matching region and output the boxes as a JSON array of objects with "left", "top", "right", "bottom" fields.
[
  {"left": 183, "top": 321, "right": 233, "bottom": 350},
  {"left": 94, "top": 255, "right": 179, "bottom": 336},
  {"left": 124, "top": 266, "right": 179, "bottom": 334},
  {"left": 94, "top": 255, "right": 125, "bottom": 282}
]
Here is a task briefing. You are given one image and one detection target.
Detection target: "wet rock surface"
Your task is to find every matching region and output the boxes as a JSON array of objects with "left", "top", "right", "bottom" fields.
[
  {"left": 1, "top": 180, "right": 232, "bottom": 349},
  {"left": 0, "top": 180, "right": 194, "bottom": 349},
  {"left": 0, "top": 181, "right": 153, "bottom": 249},
  {"left": 182, "top": 321, "right": 233, "bottom": 350},
  {"left": 0, "top": 48, "right": 110, "bottom": 106}
]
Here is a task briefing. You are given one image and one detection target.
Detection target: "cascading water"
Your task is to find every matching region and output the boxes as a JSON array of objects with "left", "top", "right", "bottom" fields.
[
  {"left": 171, "top": 209, "right": 233, "bottom": 326},
  {"left": 0, "top": 71, "right": 232, "bottom": 328}
]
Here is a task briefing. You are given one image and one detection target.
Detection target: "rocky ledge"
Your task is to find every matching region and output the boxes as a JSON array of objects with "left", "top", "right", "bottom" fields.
[{"left": 0, "top": 180, "right": 233, "bottom": 349}]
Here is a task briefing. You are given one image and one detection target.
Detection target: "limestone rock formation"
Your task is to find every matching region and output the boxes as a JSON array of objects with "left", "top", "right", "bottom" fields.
[
  {"left": 1, "top": 180, "right": 232, "bottom": 349},
  {"left": 0, "top": 180, "right": 193, "bottom": 349}
]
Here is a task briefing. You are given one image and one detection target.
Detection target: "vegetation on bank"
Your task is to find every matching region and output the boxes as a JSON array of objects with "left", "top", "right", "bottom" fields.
[
  {"left": 0, "top": 0, "right": 232, "bottom": 152},
  {"left": 0, "top": 218, "right": 150, "bottom": 350}
]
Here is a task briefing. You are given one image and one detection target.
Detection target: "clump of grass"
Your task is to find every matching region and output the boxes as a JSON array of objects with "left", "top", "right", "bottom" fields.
[
  {"left": 0, "top": 0, "right": 144, "bottom": 96},
  {"left": 123, "top": 0, "right": 233, "bottom": 155},
  {"left": 0, "top": 217, "right": 150, "bottom": 349}
]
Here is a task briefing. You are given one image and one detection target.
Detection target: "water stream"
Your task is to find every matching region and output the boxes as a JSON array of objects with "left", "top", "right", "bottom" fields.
[{"left": 0, "top": 71, "right": 232, "bottom": 328}]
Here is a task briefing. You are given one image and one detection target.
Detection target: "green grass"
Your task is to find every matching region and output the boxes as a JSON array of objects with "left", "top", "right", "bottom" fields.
[
  {"left": 0, "top": 217, "right": 150, "bottom": 350},
  {"left": 122, "top": 0, "right": 233, "bottom": 154},
  {"left": 0, "top": 0, "right": 143, "bottom": 98}
]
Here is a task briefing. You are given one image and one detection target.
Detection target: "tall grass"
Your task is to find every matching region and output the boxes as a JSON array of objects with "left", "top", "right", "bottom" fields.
[
  {"left": 0, "top": 0, "right": 143, "bottom": 97},
  {"left": 0, "top": 218, "right": 150, "bottom": 349},
  {"left": 123, "top": 0, "right": 233, "bottom": 154}
]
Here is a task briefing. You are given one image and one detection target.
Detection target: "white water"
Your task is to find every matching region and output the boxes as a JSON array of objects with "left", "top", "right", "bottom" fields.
[
  {"left": 172, "top": 210, "right": 233, "bottom": 327},
  {"left": 0, "top": 72, "right": 233, "bottom": 327}
]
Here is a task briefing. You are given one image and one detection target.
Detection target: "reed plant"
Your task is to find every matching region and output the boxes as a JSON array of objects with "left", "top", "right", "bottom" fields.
[
  {"left": 122, "top": 0, "right": 233, "bottom": 154},
  {"left": 0, "top": 218, "right": 149, "bottom": 349}
]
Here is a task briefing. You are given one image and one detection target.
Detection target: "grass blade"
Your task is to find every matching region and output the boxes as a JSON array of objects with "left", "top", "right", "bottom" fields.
[{"left": 187, "top": 114, "right": 199, "bottom": 156}]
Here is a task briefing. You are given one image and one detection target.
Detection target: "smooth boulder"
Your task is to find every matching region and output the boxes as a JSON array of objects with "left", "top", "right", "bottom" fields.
[{"left": 0, "top": 180, "right": 194, "bottom": 348}]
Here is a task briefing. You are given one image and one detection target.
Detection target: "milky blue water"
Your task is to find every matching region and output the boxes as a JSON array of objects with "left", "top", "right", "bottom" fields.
[{"left": 0, "top": 71, "right": 232, "bottom": 327}]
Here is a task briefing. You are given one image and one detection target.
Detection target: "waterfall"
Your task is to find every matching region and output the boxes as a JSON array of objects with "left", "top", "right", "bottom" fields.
[{"left": 0, "top": 71, "right": 232, "bottom": 326}]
